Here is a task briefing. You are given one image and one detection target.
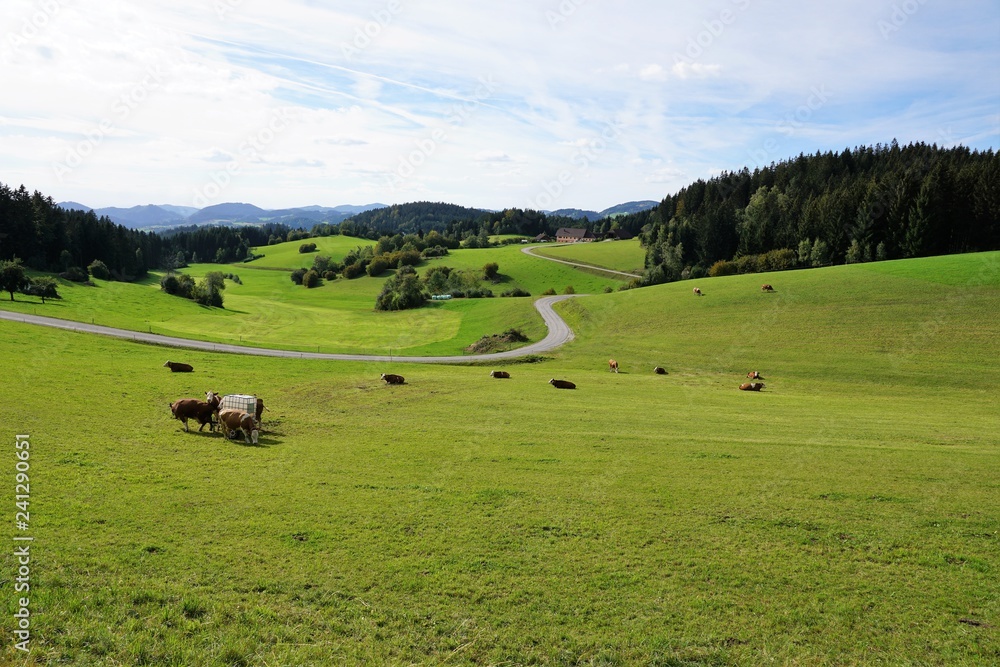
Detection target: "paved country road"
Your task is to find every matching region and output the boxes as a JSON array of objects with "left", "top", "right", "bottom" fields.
[
  {"left": 0, "top": 294, "right": 585, "bottom": 364},
  {"left": 520, "top": 244, "right": 642, "bottom": 278}
]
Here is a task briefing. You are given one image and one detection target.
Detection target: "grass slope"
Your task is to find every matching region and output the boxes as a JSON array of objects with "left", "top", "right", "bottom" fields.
[
  {"left": 246, "top": 235, "right": 374, "bottom": 269},
  {"left": 0, "top": 252, "right": 997, "bottom": 665},
  {"left": 0, "top": 242, "right": 627, "bottom": 356},
  {"left": 531, "top": 238, "right": 646, "bottom": 274}
]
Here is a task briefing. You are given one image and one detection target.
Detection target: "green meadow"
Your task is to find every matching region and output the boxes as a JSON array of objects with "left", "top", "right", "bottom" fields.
[
  {"left": 0, "top": 250, "right": 998, "bottom": 665},
  {"left": 531, "top": 238, "right": 646, "bottom": 275},
  {"left": 0, "top": 239, "right": 626, "bottom": 357}
]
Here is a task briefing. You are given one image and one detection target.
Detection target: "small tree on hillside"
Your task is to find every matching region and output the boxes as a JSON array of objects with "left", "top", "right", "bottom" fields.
[
  {"left": 22, "top": 277, "right": 59, "bottom": 303},
  {"left": 482, "top": 262, "right": 499, "bottom": 281},
  {"left": 0, "top": 259, "right": 29, "bottom": 301}
]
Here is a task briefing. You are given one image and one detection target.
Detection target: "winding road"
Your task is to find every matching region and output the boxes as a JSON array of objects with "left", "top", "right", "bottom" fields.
[{"left": 0, "top": 294, "right": 584, "bottom": 364}]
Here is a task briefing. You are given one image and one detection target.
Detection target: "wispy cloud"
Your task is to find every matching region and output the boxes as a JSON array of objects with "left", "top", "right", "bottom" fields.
[{"left": 0, "top": 0, "right": 996, "bottom": 210}]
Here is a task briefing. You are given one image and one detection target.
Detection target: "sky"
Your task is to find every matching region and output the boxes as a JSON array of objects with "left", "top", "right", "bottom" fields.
[{"left": 1, "top": 0, "right": 998, "bottom": 212}]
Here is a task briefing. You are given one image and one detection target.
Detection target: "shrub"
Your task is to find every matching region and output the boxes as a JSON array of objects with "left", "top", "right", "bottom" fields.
[
  {"left": 690, "top": 265, "right": 707, "bottom": 280},
  {"left": 396, "top": 249, "right": 422, "bottom": 267},
  {"left": 88, "top": 259, "right": 111, "bottom": 280},
  {"left": 311, "top": 255, "right": 333, "bottom": 273},
  {"left": 60, "top": 266, "right": 88, "bottom": 282},
  {"left": 302, "top": 269, "right": 322, "bottom": 288},
  {"left": 482, "top": 262, "right": 499, "bottom": 281},
  {"left": 563, "top": 285, "right": 575, "bottom": 294},
  {"left": 342, "top": 262, "right": 366, "bottom": 279},
  {"left": 322, "top": 270, "right": 338, "bottom": 281},
  {"left": 367, "top": 258, "right": 390, "bottom": 277},
  {"left": 541, "top": 288, "right": 556, "bottom": 295},
  {"left": 22, "top": 277, "right": 60, "bottom": 303},
  {"left": 298, "top": 242, "right": 317, "bottom": 254},
  {"left": 375, "top": 273, "right": 425, "bottom": 311},
  {"left": 421, "top": 245, "right": 449, "bottom": 258},
  {"left": 160, "top": 274, "right": 180, "bottom": 295},
  {"left": 603, "top": 286, "right": 613, "bottom": 293},
  {"left": 708, "top": 260, "right": 737, "bottom": 277},
  {"left": 501, "top": 287, "right": 531, "bottom": 297},
  {"left": 290, "top": 268, "right": 307, "bottom": 285}
]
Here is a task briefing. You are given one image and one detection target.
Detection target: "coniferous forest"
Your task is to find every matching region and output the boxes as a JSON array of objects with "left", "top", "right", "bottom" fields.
[
  {"left": 631, "top": 142, "right": 999, "bottom": 283},
  {"left": 0, "top": 142, "right": 997, "bottom": 284}
]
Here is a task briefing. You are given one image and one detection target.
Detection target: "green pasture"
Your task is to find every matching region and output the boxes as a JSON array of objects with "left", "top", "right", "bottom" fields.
[
  {"left": 245, "top": 235, "right": 374, "bottom": 269},
  {"left": 0, "top": 242, "right": 625, "bottom": 356},
  {"left": 531, "top": 238, "right": 646, "bottom": 274},
  {"left": 1, "top": 252, "right": 998, "bottom": 665}
]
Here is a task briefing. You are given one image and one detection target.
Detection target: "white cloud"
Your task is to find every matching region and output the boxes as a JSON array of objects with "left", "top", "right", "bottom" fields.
[{"left": 0, "top": 0, "right": 996, "bottom": 210}]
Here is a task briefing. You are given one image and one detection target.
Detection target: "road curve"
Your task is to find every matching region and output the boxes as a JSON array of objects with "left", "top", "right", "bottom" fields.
[
  {"left": 0, "top": 294, "right": 585, "bottom": 364},
  {"left": 521, "top": 244, "right": 642, "bottom": 279}
]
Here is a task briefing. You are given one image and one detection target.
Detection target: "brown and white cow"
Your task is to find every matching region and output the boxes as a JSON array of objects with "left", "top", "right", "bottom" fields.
[
  {"left": 163, "top": 361, "right": 194, "bottom": 373},
  {"left": 739, "top": 382, "right": 765, "bottom": 391},
  {"left": 549, "top": 379, "right": 576, "bottom": 389},
  {"left": 169, "top": 391, "right": 221, "bottom": 432},
  {"left": 761, "top": 284, "right": 774, "bottom": 292},
  {"left": 747, "top": 371, "right": 762, "bottom": 379},
  {"left": 693, "top": 287, "right": 702, "bottom": 296},
  {"left": 608, "top": 359, "right": 619, "bottom": 373},
  {"left": 653, "top": 366, "right": 667, "bottom": 375},
  {"left": 218, "top": 409, "right": 259, "bottom": 445},
  {"left": 489, "top": 370, "right": 511, "bottom": 379},
  {"left": 381, "top": 373, "right": 405, "bottom": 385}
]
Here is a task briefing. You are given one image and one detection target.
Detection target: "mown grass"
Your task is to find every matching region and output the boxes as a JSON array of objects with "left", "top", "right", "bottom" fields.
[
  {"left": 531, "top": 238, "right": 646, "bottom": 274},
  {"left": 0, "top": 252, "right": 997, "bottom": 665},
  {"left": 246, "top": 235, "right": 374, "bottom": 269}
]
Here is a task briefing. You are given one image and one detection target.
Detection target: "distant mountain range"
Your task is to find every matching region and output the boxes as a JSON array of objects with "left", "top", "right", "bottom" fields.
[{"left": 56, "top": 199, "right": 658, "bottom": 230}]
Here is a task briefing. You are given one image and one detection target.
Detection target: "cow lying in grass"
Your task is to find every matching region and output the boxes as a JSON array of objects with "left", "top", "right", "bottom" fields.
[
  {"left": 163, "top": 361, "right": 194, "bottom": 372},
  {"left": 170, "top": 391, "right": 220, "bottom": 432},
  {"left": 489, "top": 370, "right": 510, "bottom": 379},
  {"left": 549, "top": 379, "right": 576, "bottom": 389},
  {"left": 653, "top": 366, "right": 667, "bottom": 375},
  {"left": 747, "top": 371, "right": 762, "bottom": 379},
  {"left": 218, "top": 409, "right": 259, "bottom": 445},
  {"left": 739, "top": 382, "right": 765, "bottom": 391},
  {"left": 381, "top": 373, "right": 405, "bottom": 385}
]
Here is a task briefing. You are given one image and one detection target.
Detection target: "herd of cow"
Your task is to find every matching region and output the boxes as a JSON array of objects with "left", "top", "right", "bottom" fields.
[
  {"left": 169, "top": 389, "right": 267, "bottom": 445},
  {"left": 168, "top": 281, "right": 776, "bottom": 441}
]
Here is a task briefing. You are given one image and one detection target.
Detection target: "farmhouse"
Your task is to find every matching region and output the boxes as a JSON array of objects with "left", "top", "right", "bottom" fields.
[{"left": 555, "top": 227, "right": 595, "bottom": 243}]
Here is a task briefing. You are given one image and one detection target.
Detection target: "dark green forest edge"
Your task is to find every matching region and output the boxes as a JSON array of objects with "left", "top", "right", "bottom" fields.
[{"left": 1, "top": 142, "right": 997, "bottom": 289}]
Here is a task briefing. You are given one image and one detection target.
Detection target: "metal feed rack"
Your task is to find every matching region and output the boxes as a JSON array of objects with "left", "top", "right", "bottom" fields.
[{"left": 219, "top": 394, "right": 258, "bottom": 423}]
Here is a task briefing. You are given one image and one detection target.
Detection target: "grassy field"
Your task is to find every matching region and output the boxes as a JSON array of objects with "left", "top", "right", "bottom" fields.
[
  {"left": 531, "top": 238, "right": 646, "bottom": 274},
  {"left": 246, "top": 235, "right": 374, "bottom": 270},
  {"left": 0, "top": 240, "right": 625, "bottom": 356},
  {"left": 1, "top": 251, "right": 997, "bottom": 665}
]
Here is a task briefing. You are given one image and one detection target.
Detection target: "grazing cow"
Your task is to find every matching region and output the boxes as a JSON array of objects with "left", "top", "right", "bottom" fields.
[
  {"left": 739, "top": 382, "right": 765, "bottom": 391},
  {"left": 609, "top": 359, "right": 619, "bottom": 373},
  {"left": 218, "top": 409, "right": 259, "bottom": 445},
  {"left": 549, "top": 379, "right": 576, "bottom": 389},
  {"left": 489, "top": 370, "right": 511, "bottom": 379},
  {"left": 761, "top": 284, "right": 774, "bottom": 292},
  {"left": 747, "top": 371, "right": 762, "bottom": 379},
  {"left": 653, "top": 366, "right": 667, "bottom": 375},
  {"left": 169, "top": 391, "right": 221, "bottom": 432},
  {"left": 255, "top": 398, "right": 268, "bottom": 424},
  {"left": 381, "top": 373, "right": 405, "bottom": 385},
  {"left": 693, "top": 287, "right": 702, "bottom": 296},
  {"left": 163, "top": 361, "right": 193, "bottom": 373}
]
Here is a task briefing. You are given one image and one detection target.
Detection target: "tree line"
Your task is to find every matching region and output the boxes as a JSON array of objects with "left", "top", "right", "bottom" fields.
[
  {"left": 629, "top": 142, "right": 999, "bottom": 284},
  {"left": 0, "top": 183, "right": 297, "bottom": 280}
]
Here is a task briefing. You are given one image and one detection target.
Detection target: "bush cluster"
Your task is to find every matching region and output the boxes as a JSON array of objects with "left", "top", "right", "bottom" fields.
[{"left": 501, "top": 287, "right": 531, "bottom": 297}]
